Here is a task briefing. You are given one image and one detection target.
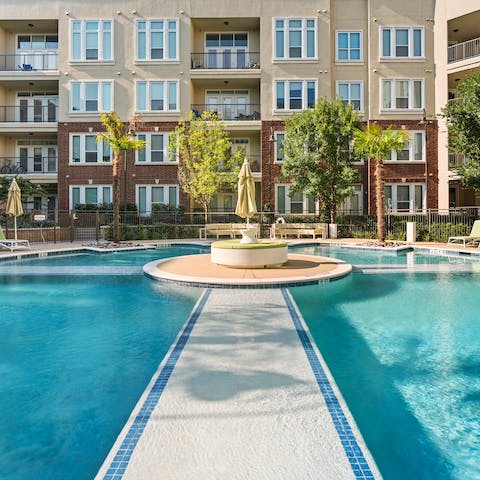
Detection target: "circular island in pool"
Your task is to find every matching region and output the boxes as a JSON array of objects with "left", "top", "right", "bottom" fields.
[{"left": 210, "top": 239, "right": 288, "bottom": 268}]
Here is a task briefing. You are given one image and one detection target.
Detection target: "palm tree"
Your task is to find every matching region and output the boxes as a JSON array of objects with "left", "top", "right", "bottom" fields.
[
  {"left": 97, "top": 112, "right": 145, "bottom": 243},
  {"left": 353, "top": 123, "right": 409, "bottom": 243}
]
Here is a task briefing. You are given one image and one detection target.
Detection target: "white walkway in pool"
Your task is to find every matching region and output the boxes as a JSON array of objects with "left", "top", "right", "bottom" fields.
[{"left": 96, "top": 289, "right": 381, "bottom": 480}]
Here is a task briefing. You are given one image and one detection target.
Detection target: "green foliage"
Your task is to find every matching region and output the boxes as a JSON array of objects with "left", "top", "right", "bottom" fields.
[
  {"left": 0, "top": 176, "right": 46, "bottom": 203},
  {"left": 97, "top": 112, "right": 146, "bottom": 153},
  {"left": 442, "top": 72, "right": 480, "bottom": 189},
  {"left": 175, "top": 110, "right": 245, "bottom": 218},
  {"left": 281, "top": 99, "right": 361, "bottom": 224},
  {"left": 104, "top": 222, "right": 198, "bottom": 241}
]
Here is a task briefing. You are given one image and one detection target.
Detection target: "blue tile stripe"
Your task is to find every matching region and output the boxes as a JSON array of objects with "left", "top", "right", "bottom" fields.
[
  {"left": 281, "top": 288, "right": 376, "bottom": 480},
  {"left": 101, "top": 288, "right": 211, "bottom": 480}
]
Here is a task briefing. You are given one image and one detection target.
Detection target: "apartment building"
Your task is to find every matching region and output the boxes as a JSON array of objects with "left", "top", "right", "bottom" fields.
[
  {"left": 435, "top": 2, "right": 480, "bottom": 209},
  {"left": 0, "top": 0, "right": 441, "bottom": 216}
]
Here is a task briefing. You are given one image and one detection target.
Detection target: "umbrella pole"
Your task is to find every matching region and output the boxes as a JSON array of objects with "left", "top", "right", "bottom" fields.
[{"left": 14, "top": 216, "right": 17, "bottom": 240}]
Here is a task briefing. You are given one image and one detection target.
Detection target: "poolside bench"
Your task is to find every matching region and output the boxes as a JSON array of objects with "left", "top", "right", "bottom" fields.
[
  {"left": 270, "top": 222, "right": 328, "bottom": 240},
  {"left": 199, "top": 223, "right": 259, "bottom": 240}
]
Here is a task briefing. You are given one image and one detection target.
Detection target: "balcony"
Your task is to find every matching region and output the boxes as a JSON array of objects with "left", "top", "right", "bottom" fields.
[
  {"left": 0, "top": 156, "right": 57, "bottom": 175},
  {"left": 0, "top": 53, "right": 58, "bottom": 71},
  {"left": 191, "top": 104, "right": 260, "bottom": 121},
  {"left": 191, "top": 51, "right": 260, "bottom": 70},
  {"left": 0, "top": 104, "right": 57, "bottom": 123}
]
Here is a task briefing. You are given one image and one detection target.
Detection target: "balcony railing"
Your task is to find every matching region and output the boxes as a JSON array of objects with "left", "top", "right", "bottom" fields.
[
  {"left": 448, "top": 37, "right": 480, "bottom": 63},
  {"left": 0, "top": 105, "right": 58, "bottom": 123},
  {"left": 0, "top": 53, "right": 59, "bottom": 71},
  {"left": 191, "top": 52, "right": 260, "bottom": 70},
  {"left": 191, "top": 104, "right": 260, "bottom": 121},
  {"left": 0, "top": 156, "right": 57, "bottom": 174},
  {"left": 449, "top": 153, "right": 468, "bottom": 168},
  {"left": 225, "top": 155, "right": 261, "bottom": 173}
]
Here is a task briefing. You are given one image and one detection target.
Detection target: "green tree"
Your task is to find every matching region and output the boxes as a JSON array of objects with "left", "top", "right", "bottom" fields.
[
  {"left": 0, "top": 176, "right": 46, "bottom": 203},
  {"left": 442, "top": 72, "right": 480, "bottom": 190},
  {"left": 175, "top": 110, "right": 243, "bottom": 221},
  {"left": 97, "top": 112, "right": 145, "bottom": 243},
  {"left": 281, "top": 98, "right": 361, "bottom": 224},
  {"left": 353, "top": 123, "right": 409, "bottom": 243}
]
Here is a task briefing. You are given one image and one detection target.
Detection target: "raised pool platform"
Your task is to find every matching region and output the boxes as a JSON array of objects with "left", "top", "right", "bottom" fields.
[
  {"left": 96, "top": 289, "right": 380, "bottom": 480},
  {"left": 143, "top": 253, "right": 352, "bottom": 288}
]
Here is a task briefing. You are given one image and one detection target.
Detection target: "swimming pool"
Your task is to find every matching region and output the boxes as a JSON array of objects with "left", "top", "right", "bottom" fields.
[{"left": 1, "top": 244, "right": 479, "bottom": 480}]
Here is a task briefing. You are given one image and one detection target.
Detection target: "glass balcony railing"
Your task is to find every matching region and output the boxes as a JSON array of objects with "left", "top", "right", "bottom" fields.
[
  {"left": 0, "top": 104, "right": 58, "bottom": 122},
  {"left": 191, "top": 104, "right": 260, "bottom": 121},
  {"left": 191, "top": 51, "right": 260, "bottom": 69},
  {"left": 448, "top": 37, "right": 480, "bottom": 63},
  {"left": 0, "top": 53, "right": 59, "bottom": 71},
  {"left": 0, "top": 156, "right": 57, "bottom": 174}
]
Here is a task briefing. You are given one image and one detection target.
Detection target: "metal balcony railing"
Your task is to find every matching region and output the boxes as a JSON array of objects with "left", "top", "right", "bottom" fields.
[
  {"left": 448, "top": 37, "right": 480, "bottom": 63},
  {"left": 449, "top": 153, "right": 468, "bottom": 168},
  {"left": 0, "top": 156, "right": 57, "bottom": 174},
  {"left": 0, "top": 53, "right": 59, "bottom": 71},
  {"left": 191, "top": 104, "right": 261, "bottom": 121},
  {"left": 0, "top": 104, "right": 58, "bottom": 122},
  {"left": 191, "top": 51, "right": 260, "bottom": 69}
]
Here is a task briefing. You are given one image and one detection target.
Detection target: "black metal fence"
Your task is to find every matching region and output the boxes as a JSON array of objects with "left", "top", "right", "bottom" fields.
[{"left": 1, "top": 208, "right": 479, "bottom": 243}]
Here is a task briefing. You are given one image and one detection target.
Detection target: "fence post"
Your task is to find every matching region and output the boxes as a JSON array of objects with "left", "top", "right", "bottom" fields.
[{"left": 53, "top": 209, "right": 57, "bottom": 243}]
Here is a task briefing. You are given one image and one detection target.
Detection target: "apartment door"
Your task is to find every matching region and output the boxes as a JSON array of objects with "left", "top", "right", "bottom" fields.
[
  {"left": 16, "top": 34, "right": 58, "bottom": 70},
  {"left": 231, "top": 138, "right": 250, "bottom": 158},
  {"left": 18, "top": 144, "right": 57, "bottom": 173},
  {"left": 211, "top": 193, "right": 235, "bottom": 212},
  {"left": 17, "top": 94, "right": 57, "bottom": 122},
  {"left": 205, "top": 33, "right": 248, "bottom": 69},
  {"left": 206, "top": 90, "right": 249, "bottom": 120}
]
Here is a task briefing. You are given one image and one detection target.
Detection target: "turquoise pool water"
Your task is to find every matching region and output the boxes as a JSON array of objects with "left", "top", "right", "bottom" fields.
[
  {"left": 0, "top": 249, "right": 201, "bottom": 480},
  {"left": 291, "top": 272, "right": 480, "bottom": 480}
]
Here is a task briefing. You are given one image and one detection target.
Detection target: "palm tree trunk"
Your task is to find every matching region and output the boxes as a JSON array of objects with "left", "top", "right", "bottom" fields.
[
  {"left": 112, "top": 150, "right": 120, "bottom": 243},
  {"left": 375, "top": 157, "right": 385, "bottom": 243}
]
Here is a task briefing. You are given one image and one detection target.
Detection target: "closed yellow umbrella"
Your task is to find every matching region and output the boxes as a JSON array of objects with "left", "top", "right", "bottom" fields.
[
  {"left": 6, "top": 178, "right": 23, "bottom": 240},
  {"left": 235, "top": 157, "right": 257, "bottom": 225}
]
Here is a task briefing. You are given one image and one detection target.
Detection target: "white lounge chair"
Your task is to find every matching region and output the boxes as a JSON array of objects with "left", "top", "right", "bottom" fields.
[
  {"left": 0, "top": 226, "right": 30, "bottom": 252},
  {"left": 448, "top": 220, "right": 480, "bottom": 247}
]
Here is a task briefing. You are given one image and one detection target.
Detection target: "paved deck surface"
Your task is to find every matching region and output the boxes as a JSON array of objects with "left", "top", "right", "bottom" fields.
[{"left": 96, "top": 289, "right": 380, "bottom": 480}]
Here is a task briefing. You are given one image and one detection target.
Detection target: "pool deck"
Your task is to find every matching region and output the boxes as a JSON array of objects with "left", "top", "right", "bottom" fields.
[{"left": 96, "top": 288, "right": 381, "bottom": 480}]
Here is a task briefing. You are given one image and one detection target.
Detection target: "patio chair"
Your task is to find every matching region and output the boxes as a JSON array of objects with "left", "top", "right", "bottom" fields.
[
  {"left": 448, "top": 220, "right": 480, "bottom": 247},
  {"left": 0, "top": 226, "right": 30, "bottom": 252}
]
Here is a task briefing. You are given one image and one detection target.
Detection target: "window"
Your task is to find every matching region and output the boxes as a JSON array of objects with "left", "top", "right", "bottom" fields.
[
  {"left": 336, "top": 31, "right": 362, "bottom": 61},
  {"left": 136, "top": 132, "right": 176, "bottom": 163},
  {"left": 136, "top": 19, "right": 178, "bottom": 61},
  {"left": 385, "top": 131, "right": 425, "bottom": 162},
  {"left": 275, "top": 80, "right": 317, "bottom": 111},
  {"left": 17, "top": 35, "right": 58, "bottom": 50},
  {"left": 275, "top": 184, "right": 316, "bottom": 214},
  {"left": 274, "top": 18, "right": 317, "bottom": 59},
  {"left": 274, "top": 132, "right": 285, "bottom": 163},
  {"left": 382, "top": 79, "right": 423, "bottom": 110},
  {"left": 385, "top": 184, "right": 425, "bottom": 212},
  {"left": 70, "top": 134, "right": 111, "bottom": 164},
  {"left": 337, "top": 81, "right": 363, "bottom": 111},
  {"left": 381, "top": 27, "right": 424, "bottom": 58},
  {"left": 339, "top": 185, "right": 363, "bottom": 214},
  {"left": 70, "top": 81, "right": 112, "bottom": 113},
  {"left": 71, "top": 20, "right": 113, "bottom": 61},
  {"left": 137, "top": 184, "right": 179, "bottom": 214},
  {"left": 70, "top": 185, "right": 112, "bottom": 209},
  {"left": 136, "top": 81, "right": 178, "bottom": 112}
]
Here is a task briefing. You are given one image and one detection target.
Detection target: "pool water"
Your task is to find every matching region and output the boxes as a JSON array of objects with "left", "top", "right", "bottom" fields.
[
  {"left": 291, "top": 273, "right": 480, "bottom": 480},
  {"left": 0, "top": 252, "right": 201, "bottom": 480}
]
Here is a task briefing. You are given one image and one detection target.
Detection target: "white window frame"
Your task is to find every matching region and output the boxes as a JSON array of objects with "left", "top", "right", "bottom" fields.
[
  {"left": 70, "top": 20, "right": 114, "bottom": 62},
  {"left": 274, "top": 79, "right": 317, "bottom": 111},
  {"left": 69, "top": 81, "right": 113, "bottom": 114},
  {"left": 336, "top": 81, "right": 363, "bottom": 112},
  {"left": 135, "top": 19, "right": 179, "bottom": 61},
  {"left": 381, "top": 78, "right": 424, "bottom": 111},
  {"left": 135, "top": 132, "right": 177, "bottom": 163},
  {"left": 274, "top": 131, "right": 285, "bottom": 164},
  {"left": 273, "top": 18, "right": 317, "bottom": 60},
  {"left": 136, "top": 184, "right": 179, "bottom": 215},
  {"left": 275, "top": 183, "right": 317, "bottom": 214},
  {"left": 339, "top": 184, "right": 363, "bottom": 214},
  {"left": 380, "top": 27, "right": 424, "bottom": 59},
  {"left": 70, "top": 185, "right": 112, "bottom": 210},
  {"left": 385, "top": 183, "right": 426, "bottom": 213},
  {"left": 69, "top": 133, "right": 112, "bottom": 165},
  {"left": 135, "top": 80, "right": 179, "bottom": 113},
  {"left": 385, "top": 131, "right": 426, "bottom": 162},
  {"left": 336, "top": 30, "right": 362, "bottom": 62}
]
